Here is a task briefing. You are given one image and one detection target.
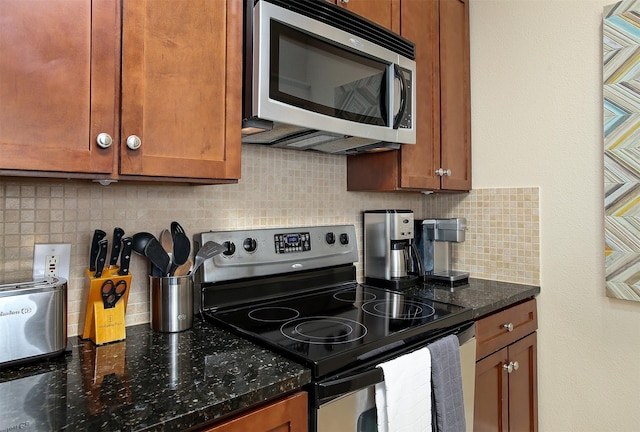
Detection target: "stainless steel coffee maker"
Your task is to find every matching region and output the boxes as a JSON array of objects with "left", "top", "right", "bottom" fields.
[
  {"left": 415, "top": 218, "right": 469, "bottom": 286},
  {"left": 363, "top": 210, "right": 424, "bottom": 289}
]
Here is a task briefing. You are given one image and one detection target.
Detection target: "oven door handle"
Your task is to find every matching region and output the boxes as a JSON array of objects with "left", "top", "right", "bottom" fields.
[{"left": 316, "top": 367, "right": 384, "bottom": 405}]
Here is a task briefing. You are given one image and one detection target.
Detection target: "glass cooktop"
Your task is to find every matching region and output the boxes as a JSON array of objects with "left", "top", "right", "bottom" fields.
[{"left": 203, "top": 283, "right": 471, "bottom": 377}]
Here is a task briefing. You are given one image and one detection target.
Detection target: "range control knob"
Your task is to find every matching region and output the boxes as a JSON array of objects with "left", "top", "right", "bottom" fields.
[
  {"left": 339, "top": 233, "right": 349, "bottom": 245},
  {"left": 222, "top": 241, "right": 236, "bottom": 256},
  {"left": 243, "top": 237, "right": 257, "bottom": 252},
  {"left": 326, "top": 232, "right": 336, "bottom": 245}
]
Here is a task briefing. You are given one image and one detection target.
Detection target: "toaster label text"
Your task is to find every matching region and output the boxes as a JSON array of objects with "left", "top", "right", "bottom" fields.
[{"left": 0, "top": 307, "right": 33, "bottom": 318}]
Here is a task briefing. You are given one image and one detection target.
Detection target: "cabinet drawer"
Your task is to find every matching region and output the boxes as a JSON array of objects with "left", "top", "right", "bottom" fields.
[
  {"left": 476, "top": 298, "right": 537, "bottom": 360},
  {"left": 202, "top": 392, "right": 308, "bottom": 432}
]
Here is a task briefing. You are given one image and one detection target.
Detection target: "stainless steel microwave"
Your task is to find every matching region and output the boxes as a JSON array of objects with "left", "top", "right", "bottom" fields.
[{"left": 242, "top": 0, "right": 417, "bottom": 155}]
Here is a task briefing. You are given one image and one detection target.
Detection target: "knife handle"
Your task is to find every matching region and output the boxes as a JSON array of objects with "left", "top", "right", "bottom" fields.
[
  {"left": 109, "top": 227, "right": 125, "bottom": 267},
  {"left": 118, "top": 237, "right": 133, "bottom": 276},
  {"left": 89, "top": 229, "right": 107, "bottom": 271},
  {"left": 94, "top": 238, "right": 108, "bottom": 278}
]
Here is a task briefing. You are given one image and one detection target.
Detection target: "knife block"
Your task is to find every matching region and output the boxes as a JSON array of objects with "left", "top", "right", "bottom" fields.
[{"left": 81, "top": 268, "right": 132, "bottom": 345}]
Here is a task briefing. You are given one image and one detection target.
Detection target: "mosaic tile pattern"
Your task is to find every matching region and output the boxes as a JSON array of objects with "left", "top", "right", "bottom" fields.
[
  {"left": 0, "top": 146, "right": 539, "bottom": 336},
  {"left": 423, "top": 188, "right": 540, "bottom": 285},
  {"left": 604, "top": 0, "right": 640, "bottom": 301}
]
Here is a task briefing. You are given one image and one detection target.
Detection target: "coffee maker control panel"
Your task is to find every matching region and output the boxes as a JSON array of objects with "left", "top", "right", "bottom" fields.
[{"left": 389, "top": 215, "right": 414, "bottom": 240}]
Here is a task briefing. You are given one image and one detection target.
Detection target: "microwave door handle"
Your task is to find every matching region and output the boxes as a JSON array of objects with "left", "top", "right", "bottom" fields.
[
  {"left": 392, "top": 64, "right": 407, "bottom": 129},
  {"left": 316, "top": 367, "right": 384, "bottom": 405}
]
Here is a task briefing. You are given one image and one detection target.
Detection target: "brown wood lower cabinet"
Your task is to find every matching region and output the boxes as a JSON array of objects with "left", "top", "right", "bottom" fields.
[
  {"left": 474, "top": 299, "right": 538, "bottom": 432},
  {"left": 200, "top": 392, "right": 308, "bottom": 432}
]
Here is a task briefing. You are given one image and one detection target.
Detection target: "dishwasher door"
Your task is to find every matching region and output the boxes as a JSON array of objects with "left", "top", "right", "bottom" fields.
[{"left": 459, "top": 323, "right": 477, "bottom": 432}]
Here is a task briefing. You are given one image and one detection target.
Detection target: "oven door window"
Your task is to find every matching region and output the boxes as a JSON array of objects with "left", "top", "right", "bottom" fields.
[{"left": 269, "top": 20, "right": 388, "bottom": 126}]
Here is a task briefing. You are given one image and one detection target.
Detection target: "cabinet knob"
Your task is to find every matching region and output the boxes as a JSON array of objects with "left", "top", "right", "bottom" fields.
[
  {"left": 340, "top": 0, "right": 349, "bottom": 3},
  {"left": 503, "top": 361, "right": 519, "bottom": 373},
  {"left": 126, "top": 135, "right": 142, "bottom": 150},
  {"left": 435, "top": 168, "right": 452, "bottom": 177},
  {"left": 96, "top": 133, "right": 113, "bottom": 149},
  {"left": 503, "top": 322, "right": 514, "bottom": 332}
]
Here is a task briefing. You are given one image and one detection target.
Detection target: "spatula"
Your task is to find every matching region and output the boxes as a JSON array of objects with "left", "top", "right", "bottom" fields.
[
  {"left": 170, "top": 222, "right": 191, "bottom": 276},
  {"left": 190, "top": 241, "right": 225, "bottom": 276}
]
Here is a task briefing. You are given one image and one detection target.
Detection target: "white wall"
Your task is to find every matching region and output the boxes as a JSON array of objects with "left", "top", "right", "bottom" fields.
[{"left": 470, "top": 0, "right": 640, "bottom": 430}]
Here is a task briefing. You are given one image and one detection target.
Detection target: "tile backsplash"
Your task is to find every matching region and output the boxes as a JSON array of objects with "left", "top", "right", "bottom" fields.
[{"left": 0, "top": 145, "right": 539, "bottom": 336}]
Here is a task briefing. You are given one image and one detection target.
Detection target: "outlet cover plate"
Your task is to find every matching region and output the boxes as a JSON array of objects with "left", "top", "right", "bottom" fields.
[{"left": 33, "top": 243, "right": 71, "bottom": 281}]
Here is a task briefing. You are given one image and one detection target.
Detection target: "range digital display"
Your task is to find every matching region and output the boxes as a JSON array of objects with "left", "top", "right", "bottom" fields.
[{"left": 275, "top": 232, "right": 311, "bottom": 253}]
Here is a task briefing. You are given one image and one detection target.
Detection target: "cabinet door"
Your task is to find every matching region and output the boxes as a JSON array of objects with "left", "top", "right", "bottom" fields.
[
  {"left": 397, "top": 0, "right": 441, "bottom": 189},
  {"left": 119, "top": 0, "right": 241, "bottom": 181},
  {"left": 0, "top": 0, "right": 118, "bottom": 176},
  {"left": 508, "top": 333, "right": 538, "bottom": 432},
  {"left": 439, "top": 0, "right": 471, "bottom": 190},
  {"left": 203, "top": 392, "right": 308, "bottom": 432},
  {"left": 474, "top": 348, "right": 509, "bottom": 432},
  {"left": 334, "top": 0, "right": 400, "bottom": 32}
]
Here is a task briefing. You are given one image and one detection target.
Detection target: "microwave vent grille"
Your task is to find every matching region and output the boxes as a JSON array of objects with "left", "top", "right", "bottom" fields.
[{"left": 265, "top": 0, "right": 415, "bottom": 60}]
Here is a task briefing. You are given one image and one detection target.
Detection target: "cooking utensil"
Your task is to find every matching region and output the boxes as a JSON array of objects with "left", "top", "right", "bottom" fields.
[
  {"left": 190, "top": 241, "right": 225, "bottom": 276},
  {"left": 94, "top": 238, "right": 108, "bottom": 278},
  {"left": 173, "top": 258, "right": 192, "bottom": 277},
  {"left": 145, "top": 238, "right": 171, "bottom": 276},
  {"left": 170, "top": 221, "right": 191, "bottom": 275},
  {"left": 132, "top": 232, "right": 171, "bottom": 276},
  {"left": 89, "top": 229, "right": 107, "bottom": 271},
  {"left": 101, "top": 279, "right": 127, "bottom": 309},
  {"left": 159, "top": 229, "right": 173, "bottom": 254},
  {"left": 118, "top": 237, "right": 133, "bottom": 276},
  {"left": 132, "top": 232, "right": 154, "bottom": 255},
  {"left": 108, "top": 227, "right": 125, "bottom": 268}
]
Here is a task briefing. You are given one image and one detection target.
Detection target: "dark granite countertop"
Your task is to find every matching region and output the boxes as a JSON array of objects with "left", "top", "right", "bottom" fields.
[
  {"left": 407, "top": 277, "right": 540, "bottom": 318},
  {"left": 0, "top": 319, "right": 311, "bottom": 432},
  {"left": 0, "top": 278, "right": 537, "bottom": 431}
]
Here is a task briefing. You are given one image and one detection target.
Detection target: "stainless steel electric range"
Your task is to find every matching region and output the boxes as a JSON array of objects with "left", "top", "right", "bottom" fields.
[{"left": 194, "top": 225, "right": 474, "bottom": 432}]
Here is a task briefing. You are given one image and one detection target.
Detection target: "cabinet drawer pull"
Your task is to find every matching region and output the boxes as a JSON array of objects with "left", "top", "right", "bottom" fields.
[
  {"left": 126, "top": 135, "right": 142, "bottom": 150},
  {"left": 503, "top": 322, "right": 514, "bottom": 332},
  {"left": 96, "top": 133, "right": 113, "bottom": 149}
]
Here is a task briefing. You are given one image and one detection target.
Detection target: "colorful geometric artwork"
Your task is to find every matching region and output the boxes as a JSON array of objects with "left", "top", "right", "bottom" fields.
[{"left": 604, "top": 0, "right": 640, "bottom": 301}]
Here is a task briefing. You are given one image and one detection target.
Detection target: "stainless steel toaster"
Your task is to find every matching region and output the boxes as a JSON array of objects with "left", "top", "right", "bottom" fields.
[{"left": 0, "top": 278, "right": 67, "bottom": 367}]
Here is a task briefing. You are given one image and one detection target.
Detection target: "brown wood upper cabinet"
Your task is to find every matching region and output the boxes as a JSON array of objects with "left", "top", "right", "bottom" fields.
[
  {"left": 346, "top": 0, "right": 471, "bottom": 192},
  {"left": 328, "top": 0, "right": 400, "bottom": 33},
  {"left": 0, "top": 0, "right": 241, "bottom": 184}
]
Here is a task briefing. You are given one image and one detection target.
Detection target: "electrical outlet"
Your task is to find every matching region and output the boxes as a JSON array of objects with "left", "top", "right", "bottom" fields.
[
  {"left": 33, "top": 244, "right": 71, "bottom": 281},
  {"left": 45, "top": 255, "right": 60, "bottom": 277}
]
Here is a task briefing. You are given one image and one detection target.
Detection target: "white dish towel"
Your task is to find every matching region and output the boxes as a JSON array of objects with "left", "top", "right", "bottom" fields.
[{"left": 375, "top": 346, "right": 432, "bottom": 432}]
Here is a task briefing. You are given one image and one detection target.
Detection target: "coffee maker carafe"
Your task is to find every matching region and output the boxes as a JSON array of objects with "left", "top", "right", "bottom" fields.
[{"left": 364, "top": 210, "right": 424, "bottom": 289}]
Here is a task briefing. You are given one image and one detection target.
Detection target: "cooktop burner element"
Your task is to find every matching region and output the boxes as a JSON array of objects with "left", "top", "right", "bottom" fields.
[
  {"left": 361, "top": 299, "right": 435, "bottom": 320},
  {"left": 333, "top": 287, "right": 377, "bottom": 303},
  {"left": 248, "top": 307, "right": 300, "bottom": 322},
  {"left": 281, "top": 316, "right": 368, "bottom": 345}
]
